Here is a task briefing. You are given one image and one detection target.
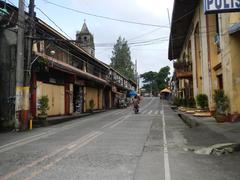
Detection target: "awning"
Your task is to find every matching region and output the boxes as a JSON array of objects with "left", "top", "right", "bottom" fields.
[
  {"left": 229, "top": 23, "right": 240, "bottom": 35},
  {"left": 128, "top": 90, "right": 137, "bottom": 97},
  {"left": 34, "top": 52, "right": 109, "bottom": 86},
  {"left": 160, "top": 88, "right": 171, "bottom": 94}
]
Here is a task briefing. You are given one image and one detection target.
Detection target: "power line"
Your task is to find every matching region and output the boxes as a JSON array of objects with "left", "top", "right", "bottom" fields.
[
  {"left": 42, "top": 0, "right": 170, "bottom": 28},
  {"left": 35, "top": 6, "right": 72, "bottom": 40},
  {"left": 128, "top": 27, "right": 162, "bottom": 42}
]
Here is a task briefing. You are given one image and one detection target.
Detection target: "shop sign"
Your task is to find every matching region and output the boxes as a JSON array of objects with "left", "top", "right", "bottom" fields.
[{"left": 204, "top": 0, "right": 240, "bottom": 14}]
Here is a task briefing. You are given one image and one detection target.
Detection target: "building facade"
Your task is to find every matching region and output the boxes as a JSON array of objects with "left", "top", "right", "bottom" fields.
[
  {"left": 0, "top": 3, "right": 136, "bottom": 129},
  {"left": 169, "top": 0, "right": 240, "bottom": 119}
]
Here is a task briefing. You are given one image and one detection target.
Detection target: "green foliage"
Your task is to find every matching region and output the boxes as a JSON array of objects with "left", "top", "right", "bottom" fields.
[
  {"left": 173, "top": 97, "right": 181, "bottom": 107},
  {"left": 157, "top": 66, "right": 171, "bottom": 90},
  {"left": 110, "top": 36, "right": 134, "bottom": 80},
  {"left": 140, "top": 66, "right": 170, "bottom": 94},
  {"left": 196, "top": 94, "right": 209, "bottom": 109},
  {"left": 213, "top": 90, "right": 229, "bottom": 114},
  {"left": 38, "top": 95, "right": 49, "bottom": 115},
  {"left": 89, "top": 99, "right": 95, "bottom": 111},
  {"left": 140, "top": 71, "right": 158, "bottom": 84},
  {"left": 187, "top": 97, "right": 196, "bottom": 108}
]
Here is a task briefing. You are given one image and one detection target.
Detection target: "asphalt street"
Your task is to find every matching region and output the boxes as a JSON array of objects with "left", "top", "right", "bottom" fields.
[{"left": 0, "top": 97, "right": 239, "bottom": 180}]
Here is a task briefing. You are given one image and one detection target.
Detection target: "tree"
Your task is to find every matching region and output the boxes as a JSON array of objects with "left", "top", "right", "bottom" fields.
[
  {"left": 140, "top": 71, "right": 158, "bottom": 94},
  {"left": 156, "top": 66, "right": 170, "bottom": 90},
  {"left": 140, "top": 66, "right": 170, "bottom": 95},
  {"left": 110, "top": 36, "right": 134, "bottom": 80}
]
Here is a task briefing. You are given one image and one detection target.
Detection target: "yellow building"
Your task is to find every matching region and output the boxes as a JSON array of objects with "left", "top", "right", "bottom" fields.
[{"left": 169, "top": 1, "right": 240, "bottom": 120}]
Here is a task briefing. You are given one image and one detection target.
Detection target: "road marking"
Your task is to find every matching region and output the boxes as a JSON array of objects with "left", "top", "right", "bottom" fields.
[
  {"left": 101, "top": 116, "right": 125, "bottom": 129},
  {"left": 67, "top": 144, "right": 77, "bottom": 150},
  {"left": 161, "top": 100, "right": 171, "bottom": 180},
  {"left": 142, "top": 110, "right": 147, "bottom": 114},
  {"left": 0, "top": 132, "right": 46, "bottom": 149},
  {"left": 140, "top": 98, "right": 154, "bottom": 111},
  {"left": 115, "top": 111, "right": 123, "bottom": 115},
  {"left": 0, "top": 132, "right": 57, "bottom": 153},
  {"left": 148, "top": 110, "right": 153, "bottom": 115},
  {"left": 154, "top": 110, "right": 159, "bottom": 115},
  {"left": 0, "top": 110, "right": 121, "bottom": 153},
  {"left": 109, "top": 116, "right": 128, "bottom": 129},
  {"left": 23, "top": 132, "right": 103, "bottom": 180},
  {"left": 0, "top": 131, "right": 102, "bottom": 180}
]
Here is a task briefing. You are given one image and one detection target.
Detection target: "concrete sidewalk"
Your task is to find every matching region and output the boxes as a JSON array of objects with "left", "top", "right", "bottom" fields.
[
  {"left": 177, "top": 110, "right": 240, "bottom": 143},
  {"left": 33, "top": 109, "right": 106, "bottom": 127}
]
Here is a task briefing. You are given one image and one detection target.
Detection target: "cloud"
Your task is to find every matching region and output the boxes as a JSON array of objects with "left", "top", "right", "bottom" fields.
[{"left": 36, "top": 0, "right": 174, "bottom": 75}]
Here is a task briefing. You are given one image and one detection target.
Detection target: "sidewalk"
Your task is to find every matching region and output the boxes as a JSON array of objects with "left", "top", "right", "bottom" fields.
[
  {"left": 33, "top": 109, "right": 106, "bottom": 127},
  {"left": 177, "top": 110, "right": 240, "bottom": 143}
]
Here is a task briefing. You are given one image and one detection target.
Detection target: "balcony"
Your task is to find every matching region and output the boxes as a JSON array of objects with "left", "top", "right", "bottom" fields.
[{"left": 174, "top": 60, "right": 192, "bottom": 79}]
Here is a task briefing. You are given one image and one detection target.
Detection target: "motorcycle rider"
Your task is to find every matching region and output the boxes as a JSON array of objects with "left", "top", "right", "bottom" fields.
[{"left": 133, "top": 95, "right": 140, "bottom": 113}]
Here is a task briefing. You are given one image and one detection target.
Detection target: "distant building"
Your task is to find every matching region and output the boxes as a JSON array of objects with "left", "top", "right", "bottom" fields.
[{"left": 76, "top": 21, "right": 95, "bottom": 57}]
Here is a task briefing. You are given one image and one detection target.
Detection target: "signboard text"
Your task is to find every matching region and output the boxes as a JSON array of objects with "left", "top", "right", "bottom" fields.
[{"left": 204, "top": 0, "right": 240, "bottom": 13}]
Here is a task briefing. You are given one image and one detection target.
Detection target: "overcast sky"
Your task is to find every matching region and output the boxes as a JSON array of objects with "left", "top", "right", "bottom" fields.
[{"left": 11, "top": 0, "right": 174, "bottom": 75}]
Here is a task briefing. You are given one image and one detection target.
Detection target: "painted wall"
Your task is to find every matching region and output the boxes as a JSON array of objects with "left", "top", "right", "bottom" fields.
[
  {"left": 37, "top": 81, "right": 65, "bottom": 116},
  {"left": 84, "top": 86, "right": 103, "bottom": 111},
  {"left": 218, "top": 13, "right": 240, "bottom": 114}
]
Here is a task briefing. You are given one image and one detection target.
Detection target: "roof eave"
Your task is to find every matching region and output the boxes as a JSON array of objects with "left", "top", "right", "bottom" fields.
[{"left": 168, "top": 0, "right": 199, "bottom": 60}]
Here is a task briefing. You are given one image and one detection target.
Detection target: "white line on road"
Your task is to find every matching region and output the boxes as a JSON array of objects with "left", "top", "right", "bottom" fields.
[
  {"left": 101, "top": 116, "right": 126, "bottom": 129},
  {"left": 142, "top": 110, "right": 148, "bottom": 114},
  {"left": 109, "top": 116, "right": 128, "bottom": 129},
  {"left": 155, "top": 110, "right": 159, "bottom": 115},
  {"left": 148, "top": 110, "right": 153, "bottom": 115},
  {"left": 0, "top": 110, "right": 121, "bottom": 153},
  {"left": 0, "top": 132, "right": 47, "bottom": 150},
  {"left": 161, "top": 100, "right": 171, "bottom": 180},
  {"left": 1, "top": 131, "right": 102, "bottom": 180},
  {"left": 23, "top": 131, "right": 104, "bottom": 180}
]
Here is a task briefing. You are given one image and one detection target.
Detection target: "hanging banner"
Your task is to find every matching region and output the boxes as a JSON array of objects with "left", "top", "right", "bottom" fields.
[{"left": 204, "top": 0, "right": 240, "bottom": 14}]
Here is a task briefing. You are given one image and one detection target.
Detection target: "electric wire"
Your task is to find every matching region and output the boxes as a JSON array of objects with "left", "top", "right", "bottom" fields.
[
  {"left": 41, "top": 0, "right": 169, "bottom": 28},
  {"left": 35, "top": 6, "right": 72, "bottom": 40}
]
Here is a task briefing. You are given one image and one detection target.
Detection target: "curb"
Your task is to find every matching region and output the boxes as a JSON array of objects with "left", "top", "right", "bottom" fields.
[
  {"left": 177, "top": 112, "right": 199, "bottom": 128},
  {"left": 33, "top": 110, "right": 106, "bottom": 127}
]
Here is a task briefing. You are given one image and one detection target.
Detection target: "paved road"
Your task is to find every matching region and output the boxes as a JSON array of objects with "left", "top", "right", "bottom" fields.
[{"left": 0, "top": 97, "right": 239, "bottom": 180}]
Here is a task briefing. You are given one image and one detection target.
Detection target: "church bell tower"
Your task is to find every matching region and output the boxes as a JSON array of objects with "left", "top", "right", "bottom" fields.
[{"left": 76, "top": 20, "right": 95, "bottom": 57}]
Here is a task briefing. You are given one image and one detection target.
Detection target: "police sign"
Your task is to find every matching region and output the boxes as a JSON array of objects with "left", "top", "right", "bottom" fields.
[{"left": 204, "top": 0, "right": 240, "bottom": 14}]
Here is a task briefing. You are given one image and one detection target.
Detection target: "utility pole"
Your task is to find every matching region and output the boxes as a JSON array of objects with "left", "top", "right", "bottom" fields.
[
  {"left": 23, "top": 0, "right": 35, "bottom": 130},
  {"left": 15, "top": 0, "right": 25, "bottom": 130},
  {"left": 15, "top": 0, "right": 35, "bottom": 131}
]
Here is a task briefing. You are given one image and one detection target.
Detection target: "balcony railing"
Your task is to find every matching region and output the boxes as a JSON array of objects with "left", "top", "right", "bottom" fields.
[{"left": 174, "top": 60, "right": 192, "bottom": 79}]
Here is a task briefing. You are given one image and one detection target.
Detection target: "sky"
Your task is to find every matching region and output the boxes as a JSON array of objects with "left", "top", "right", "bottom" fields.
[{"left": 10, "top": 0, "right": 174, "bottom": 75}]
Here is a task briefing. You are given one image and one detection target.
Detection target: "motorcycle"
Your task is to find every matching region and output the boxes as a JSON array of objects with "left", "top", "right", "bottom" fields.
[{"left": 133, "top": 104, "right": 139, "bottom": 114}]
